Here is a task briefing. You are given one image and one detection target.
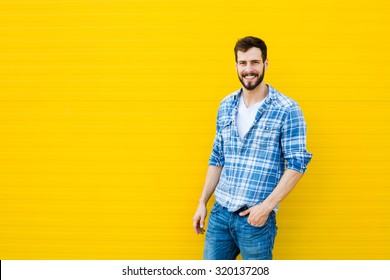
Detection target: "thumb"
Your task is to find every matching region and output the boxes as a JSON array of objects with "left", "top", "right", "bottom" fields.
[
  {"left": 239, "top": 208, "right": 250, "bottom": 216},
  {"left": 200, "top": 216, "right": 205, "bottom": 228}
]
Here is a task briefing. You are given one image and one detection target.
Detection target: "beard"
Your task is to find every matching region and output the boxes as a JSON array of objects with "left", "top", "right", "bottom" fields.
[{"left": 238, "top": 66, "right": 265, "bottom": 91}]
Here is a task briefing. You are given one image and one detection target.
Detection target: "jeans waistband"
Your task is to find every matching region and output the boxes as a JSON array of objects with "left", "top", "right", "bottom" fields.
[
  {"left": 233, "top": 205, "right": 249, "bottom": 214},
  {"left": 215, "top": 201, "right": 249, "bottom": 214},
  {"left": 215, "top": 201, "right": 275, "bottom": 216}
]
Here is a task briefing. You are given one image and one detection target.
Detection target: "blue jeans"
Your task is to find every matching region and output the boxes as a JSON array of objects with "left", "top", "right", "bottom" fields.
[{"left": 204, "top": 201, "right": 277, "bottom": 260}]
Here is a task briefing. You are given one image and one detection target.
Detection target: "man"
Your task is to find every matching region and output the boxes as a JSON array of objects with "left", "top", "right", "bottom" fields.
[{"left": 192, "top": 36, "right": 312, "bottom": 260}]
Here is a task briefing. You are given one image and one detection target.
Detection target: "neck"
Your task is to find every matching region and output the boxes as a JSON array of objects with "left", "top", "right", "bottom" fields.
[{"left": 242, "top": 82, "right": 268, "bottom": 107}]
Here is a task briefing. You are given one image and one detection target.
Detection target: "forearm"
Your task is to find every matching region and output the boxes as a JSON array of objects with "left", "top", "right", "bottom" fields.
[
  {"left": 199, "top": 165, "right": 223, "bottom": 205},
  {"left": 261, "top": 169, "right": 304, "bottom": 212}
]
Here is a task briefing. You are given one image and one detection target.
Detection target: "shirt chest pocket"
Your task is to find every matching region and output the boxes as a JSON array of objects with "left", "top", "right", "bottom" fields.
[
  {"left": 220, "top": 120, "right": 235, "bottom": 154},
  {"left": 251, "top": 123, "right": 281, "bottom": 148}
]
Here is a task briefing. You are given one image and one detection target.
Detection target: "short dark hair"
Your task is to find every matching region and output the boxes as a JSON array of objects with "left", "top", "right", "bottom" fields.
[{"left": 234, "top": 36, "right": 267, "bottom": 62}]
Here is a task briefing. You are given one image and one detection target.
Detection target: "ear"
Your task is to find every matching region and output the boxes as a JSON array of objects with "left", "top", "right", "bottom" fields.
[{"left": 264, "top": 59, "right": 269, "bottom": 70}]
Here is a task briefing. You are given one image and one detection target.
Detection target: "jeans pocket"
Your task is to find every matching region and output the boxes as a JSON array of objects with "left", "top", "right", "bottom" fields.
[
  {"left": 210, "top": 201, "right": 222, "bottom": 214},
  {"left": 245, "top": 214, "right": 270, "bottom": 229}
]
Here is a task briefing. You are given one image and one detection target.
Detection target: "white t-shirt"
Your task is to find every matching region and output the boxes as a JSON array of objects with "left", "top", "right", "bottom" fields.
[{"left": 236, "top": 95, "right": 265, "bottom": 140}]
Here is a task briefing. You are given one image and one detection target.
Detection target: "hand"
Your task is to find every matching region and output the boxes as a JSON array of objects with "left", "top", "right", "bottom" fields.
[
  {"left": 239, "top": 204, "right": 271, "bottom": 227},
  {"left": 193, "top": 203, "right": 207, "bottom": 234}
]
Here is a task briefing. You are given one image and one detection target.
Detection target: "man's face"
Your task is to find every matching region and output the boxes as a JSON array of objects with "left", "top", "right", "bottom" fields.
[{"left": 236, "top": 47, "right": 267, "bottom": 91}]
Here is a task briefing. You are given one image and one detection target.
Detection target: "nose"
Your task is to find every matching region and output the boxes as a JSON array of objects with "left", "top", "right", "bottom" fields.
[
  {"left": 244, "top": 63, "right": 255, "bottom": 73},
  {"left": 244, "top": 63, "right": 252, "bottom": 71}
]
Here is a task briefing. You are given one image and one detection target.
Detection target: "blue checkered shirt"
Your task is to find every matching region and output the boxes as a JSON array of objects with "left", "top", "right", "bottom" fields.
[{"left": 209, "top": 85, "right": 312, "bottom": 212}]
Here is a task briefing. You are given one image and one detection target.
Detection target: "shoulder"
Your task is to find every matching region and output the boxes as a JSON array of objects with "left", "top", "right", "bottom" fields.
[
  {"left": 216, "top": 89, "right": 240, "bottom": 116},
  {"left": 268, "top": 85, "right": 300, "bottom": 111},
  {"left": 219, "top": 89, "right": 241, "bottom": 108},
  {"left": 268, "top": 85, "right": 306, "bottom": 126}
]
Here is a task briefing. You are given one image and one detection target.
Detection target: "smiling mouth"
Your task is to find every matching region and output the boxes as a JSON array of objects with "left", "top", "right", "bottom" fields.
[{"left": 243, "top": 74, "right": 257, "bottom": 79}]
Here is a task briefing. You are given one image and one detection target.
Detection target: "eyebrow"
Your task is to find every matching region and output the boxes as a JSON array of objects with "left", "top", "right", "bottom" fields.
[{"left": 238, "top": 60, "right": 261, "bottom": 63}]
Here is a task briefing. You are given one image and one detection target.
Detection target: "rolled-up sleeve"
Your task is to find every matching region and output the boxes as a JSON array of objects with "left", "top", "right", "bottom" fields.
[
  {"left": 281, "top": 103, "right": 312, "bottom": 173},
  {"left": 208, "top": 108, "right": 225, "bottom": 166},
  {"left": 208, "top": 132, "right": 225, "bottom": 166}
]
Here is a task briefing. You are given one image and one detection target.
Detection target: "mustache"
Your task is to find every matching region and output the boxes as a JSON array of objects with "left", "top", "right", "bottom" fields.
[{"left": 242, "top": 72, "right": 258, "bottom": 77}]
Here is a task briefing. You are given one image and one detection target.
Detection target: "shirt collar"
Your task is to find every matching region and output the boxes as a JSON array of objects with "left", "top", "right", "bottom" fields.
[{"left": 232, "top": 84, "right": 275, "bottom": 107}]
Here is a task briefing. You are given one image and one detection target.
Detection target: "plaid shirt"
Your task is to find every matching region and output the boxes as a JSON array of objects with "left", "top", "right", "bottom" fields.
[{"left": 209, "top": 85, "right": 312, "bottom": 212}]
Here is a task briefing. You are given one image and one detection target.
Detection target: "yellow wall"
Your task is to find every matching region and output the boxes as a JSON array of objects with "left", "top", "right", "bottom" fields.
[{"left": 0, "top": 0, "right": 389, "bottom": 259}]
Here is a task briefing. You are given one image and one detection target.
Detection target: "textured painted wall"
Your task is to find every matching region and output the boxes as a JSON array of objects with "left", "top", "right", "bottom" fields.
[{"left": 0, "top": 0, "right": 389, "bottom": 259}]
